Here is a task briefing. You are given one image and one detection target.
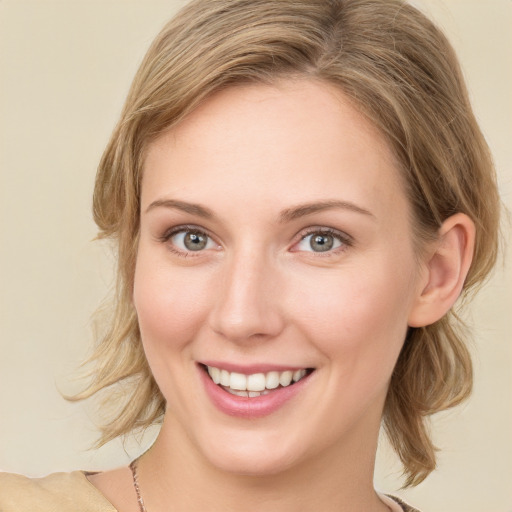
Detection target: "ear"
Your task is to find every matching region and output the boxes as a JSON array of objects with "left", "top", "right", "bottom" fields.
[{"left": 408, "top": 213, "right": 476, "bottom": 328}]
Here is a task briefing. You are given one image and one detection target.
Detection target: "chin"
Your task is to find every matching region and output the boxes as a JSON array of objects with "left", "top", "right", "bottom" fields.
[{"left": 198, "top": 429, "right": 303, "bottom": 477}]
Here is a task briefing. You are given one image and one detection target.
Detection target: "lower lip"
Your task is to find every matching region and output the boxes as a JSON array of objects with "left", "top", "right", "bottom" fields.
[{"left": 199, "top": 367, "right": 313, "bottom": 419}]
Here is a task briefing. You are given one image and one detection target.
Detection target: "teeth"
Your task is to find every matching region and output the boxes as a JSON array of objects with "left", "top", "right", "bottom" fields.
[
  {"left": 246, "top": 373, "right": 266, "bottom": 391},
  {"left": 266, "top": 371, "right": 280, "bottom": 389},
  {"left": 226, "top": 389, "right": 271, "bottom": 398},
  {"left": 209, "top": 366, "right": 221, "bottom": 384},
  {"left": 229, "top": 372, "right": 247, "bottom": 390},
  {"left": 206, "top": 365, "right": 310, "bottom": 393},
  {"left": 229, "top": 389, "right": 250, "bottom": 397},
  {"left": 220, "top": 369, "right": 230, "bottom": 386},
  {"left": 293, "top": 369, "right": 306, "bottom": 382},
  {"left": 279, "top": 371, "right": 293, "bottom": 387}
]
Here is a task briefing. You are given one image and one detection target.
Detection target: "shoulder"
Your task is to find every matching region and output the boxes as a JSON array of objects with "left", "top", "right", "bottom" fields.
[
  {"left": 385, "top": 493, "right": 423, "bottom": 512},
  {"left": 0, "top": 471, "right": 117, "bottom": 512}
]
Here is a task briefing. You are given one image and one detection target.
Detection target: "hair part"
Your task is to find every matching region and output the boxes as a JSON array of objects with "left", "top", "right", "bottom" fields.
[{"left": 73, "top": 0, "right": 500, "bottom": 487}]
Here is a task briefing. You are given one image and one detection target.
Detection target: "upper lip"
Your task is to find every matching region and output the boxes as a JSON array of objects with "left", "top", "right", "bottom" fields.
[{"left": 199, "top": 361, "right": 313, "bottom": 374}]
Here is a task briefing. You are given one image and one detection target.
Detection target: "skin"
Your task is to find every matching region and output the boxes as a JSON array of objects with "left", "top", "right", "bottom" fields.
[{"left": 88, "top": 80, "right": 475, "bottom": 512}]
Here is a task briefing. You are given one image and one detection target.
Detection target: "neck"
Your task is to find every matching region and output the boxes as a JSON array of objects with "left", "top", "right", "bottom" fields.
[{"left": 136, "top": 414, "right": 388, "bottom": 512}]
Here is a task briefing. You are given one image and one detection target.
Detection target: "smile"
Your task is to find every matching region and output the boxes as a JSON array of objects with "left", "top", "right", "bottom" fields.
[
  {"left": 205, "top": 365, "right": 310, "bottom": 397},
  {"left": 199, "top": 363, "right": 315, "bottom": 418}
]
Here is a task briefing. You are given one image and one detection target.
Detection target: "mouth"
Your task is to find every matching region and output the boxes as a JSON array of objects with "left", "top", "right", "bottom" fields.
[{"left": 200, "top": 363, "right": 315, "bottom": 398}]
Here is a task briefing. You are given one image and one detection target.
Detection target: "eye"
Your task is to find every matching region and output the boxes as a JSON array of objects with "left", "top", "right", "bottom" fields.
[
  {"left": 294, "top": 229, "right": 350, "bottom": 253},
  {"left": 166, "top": 228, "right": 218, "bottom": 253}
]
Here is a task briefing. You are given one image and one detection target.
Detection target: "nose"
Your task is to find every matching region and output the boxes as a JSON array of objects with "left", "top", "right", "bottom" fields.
[{"left": 208, "top": 248, "right": 285, "bottom": 343}]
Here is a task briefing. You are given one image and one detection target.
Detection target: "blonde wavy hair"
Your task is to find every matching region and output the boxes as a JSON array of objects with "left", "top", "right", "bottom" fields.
[{"left": 74, "top": 0, "right": 500, "bottom": 486}]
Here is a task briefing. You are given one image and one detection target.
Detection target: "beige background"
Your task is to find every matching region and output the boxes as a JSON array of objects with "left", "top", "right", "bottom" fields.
[{"left": 0, "top": 1, "right": 510, "bottom": 510}]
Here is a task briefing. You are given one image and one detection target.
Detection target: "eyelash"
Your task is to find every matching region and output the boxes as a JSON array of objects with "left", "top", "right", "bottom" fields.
[
  {"left": 159, "top": 224, "right": 218, "bottom": 258},
  {"left": 294, "top": 227, "right": 353, "bottom": 256},
  {"left": 159, "top": 225, "right": 353, "bottom": 257}
]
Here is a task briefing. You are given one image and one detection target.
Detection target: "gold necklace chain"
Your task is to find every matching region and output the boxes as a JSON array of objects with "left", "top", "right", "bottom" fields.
[
  {"left": 128, "top": 458, "right": 403, "bottom": 512},
  {"left": 129, "top": 459, "right": 147, "bottom": 512}
]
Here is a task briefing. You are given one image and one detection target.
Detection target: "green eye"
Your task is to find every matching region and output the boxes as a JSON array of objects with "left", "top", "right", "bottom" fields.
[
  {"left": 170, "top": 230, "right": 215, "bottom": 252},
  {"left": 309, "top": 233, "right": 335, "bottom": 252},
  {"left": 296, "top": 230, "right": 346, "bottom": 253}
]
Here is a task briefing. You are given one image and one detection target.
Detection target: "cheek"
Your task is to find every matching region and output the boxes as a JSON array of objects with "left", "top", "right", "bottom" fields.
[
  {"left": 132, "top": 252, "right": 213, "bottom": 354},
  {"left": 132, "top": 252, "right": 218, "bottom": 408},
  {"left": 292, "top": 262, "right": 414, "bottom": 369}
]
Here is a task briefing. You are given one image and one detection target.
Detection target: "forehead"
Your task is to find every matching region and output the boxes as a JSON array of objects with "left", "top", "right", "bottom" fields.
[{"left": 142, "top": 80, "right": 407, "bottom": 222}]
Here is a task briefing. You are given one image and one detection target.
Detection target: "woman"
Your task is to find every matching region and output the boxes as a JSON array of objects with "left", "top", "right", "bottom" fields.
[{"left": 0, "top": 0, "right": 502, "bottom": 511}]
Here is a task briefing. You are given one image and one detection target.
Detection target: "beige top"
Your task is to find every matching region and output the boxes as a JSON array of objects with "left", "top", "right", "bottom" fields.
[
  {"left": 0, "top": 471, "right": 419, "bottom": 512},
  {"left": 0, "top": 471, "right": 116, "bottom": 512}
]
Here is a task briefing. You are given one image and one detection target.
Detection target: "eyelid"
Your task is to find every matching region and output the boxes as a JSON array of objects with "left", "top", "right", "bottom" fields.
[
  {"left": 159, "top": 224, "right": 209, "bottom": 241},
  {"left": 291, "top": 226, "right": 353, "bottom": 253},
  {"left": 159, "top": 224, "right": 221, "bottom": 255},
  {"left": 158, "top": 224, "right": 352, "bottom": 256}
]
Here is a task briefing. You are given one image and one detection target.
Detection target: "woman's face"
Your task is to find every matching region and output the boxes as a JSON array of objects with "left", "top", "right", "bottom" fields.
[{"left": 134, "top": 80, "right": 427, "bottom": 475}]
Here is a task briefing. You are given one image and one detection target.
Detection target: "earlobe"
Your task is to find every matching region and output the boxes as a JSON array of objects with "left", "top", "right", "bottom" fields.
[{"left": 408, "top": 213, "right": 476, "bottom": 328}]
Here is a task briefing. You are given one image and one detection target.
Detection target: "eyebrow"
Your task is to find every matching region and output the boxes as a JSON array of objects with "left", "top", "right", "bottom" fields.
[
  {"left": 145, "top": 199, "right": 214, "bottom": 218},
  {"left": 145, "top": 198, "right": 374, "bottom": 221},
  {"left": 278, "top": 200, "right": 375, "bottom": 222}
]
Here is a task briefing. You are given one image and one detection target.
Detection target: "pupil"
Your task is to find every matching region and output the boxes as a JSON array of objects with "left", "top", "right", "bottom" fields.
[
  {"left": 311, "top": 234, "right": 333, "bottom": 252},
  {"left": 184, "top": 232, "right": 207, "bottom": 251}
]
